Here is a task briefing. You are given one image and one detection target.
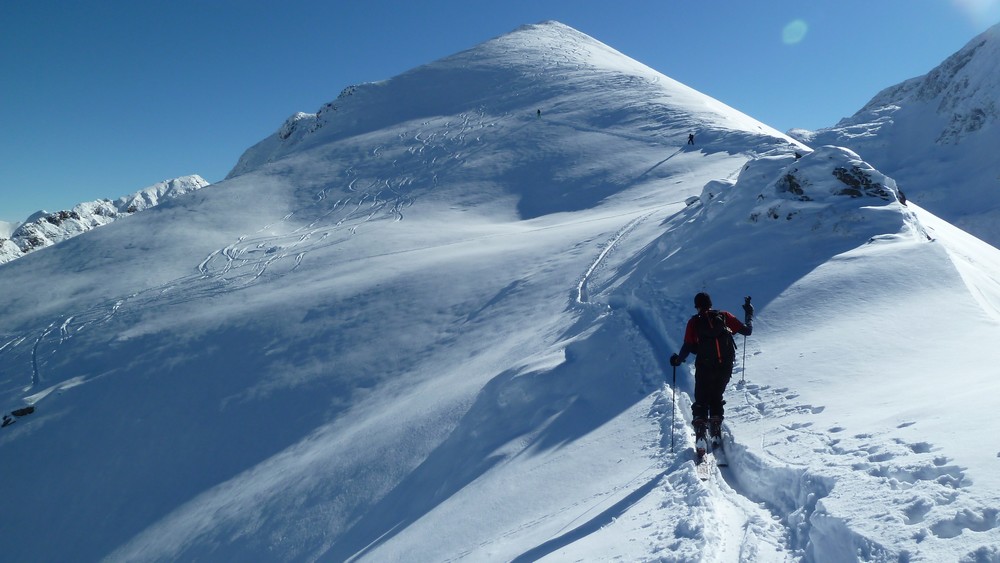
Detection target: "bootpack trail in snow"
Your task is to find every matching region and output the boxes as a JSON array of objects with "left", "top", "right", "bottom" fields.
[{"left": 566, "top": 198, "right": 810, "bottom": 559}]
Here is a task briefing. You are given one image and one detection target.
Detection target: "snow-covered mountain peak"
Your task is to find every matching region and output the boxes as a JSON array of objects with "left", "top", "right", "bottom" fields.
[
  {"left": 113, "top": 175, "right": 210, "bottom": 213},
  {"left": 843, "top": 21, "right": 1000, "bottom": 144},
  {"left": 460, "top": 20, "right": 650, "bottom": 75},
  {"left": 228, "top": 21, "right": 803, "bottom": 181},
  {"left": 917, "top": 27, "right": 999, "bottom": 106}
]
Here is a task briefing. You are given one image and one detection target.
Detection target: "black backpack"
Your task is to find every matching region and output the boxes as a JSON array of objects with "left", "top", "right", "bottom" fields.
[{"left": 694, "top": 310, "right": 736, "bottom": 367}]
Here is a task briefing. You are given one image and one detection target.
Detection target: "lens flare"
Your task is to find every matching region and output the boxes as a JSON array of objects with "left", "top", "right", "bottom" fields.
[
  {"left": 952, "top": 0, "right": 1000, "bottom": 26},
  {"left": 782, "top": 19, "right": 809, "bottom": 45}
]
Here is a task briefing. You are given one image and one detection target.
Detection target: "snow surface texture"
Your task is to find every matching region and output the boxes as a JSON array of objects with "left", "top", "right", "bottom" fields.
[
  {"left": 791, "top": 22, "right": 1000, "bottom": 249},
  {"left": 2, "top": 21, "right": 1000, "bottom": 562},
  {"left": 0, "top": 175, "right": 210, "bottom": 265}
]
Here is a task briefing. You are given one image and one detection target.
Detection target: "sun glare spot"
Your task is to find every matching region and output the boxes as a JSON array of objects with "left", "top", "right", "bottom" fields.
[
  {"left": 952, "top": 0, "right": 1000, "bottom": 26},
  {"left": 782, "top": 19, "right": 809, "bottom": 45}
]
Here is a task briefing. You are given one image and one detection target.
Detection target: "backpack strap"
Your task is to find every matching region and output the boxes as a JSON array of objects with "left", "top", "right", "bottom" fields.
[{"left": 705, "top": 311, "right": 723, "bottom": 364}]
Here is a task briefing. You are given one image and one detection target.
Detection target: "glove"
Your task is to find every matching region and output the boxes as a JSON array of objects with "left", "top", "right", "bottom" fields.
[
  {"left": 670, "top": 354, "right": 682, "bottom": 367},
  {"left": 743, "top": 296, "right": 754, "bottom": 324}
]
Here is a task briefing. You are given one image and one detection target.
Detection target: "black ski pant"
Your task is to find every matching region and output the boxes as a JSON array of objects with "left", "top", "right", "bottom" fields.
[{"left": 692, "top": 362, "right": 732, "bottom": 421}]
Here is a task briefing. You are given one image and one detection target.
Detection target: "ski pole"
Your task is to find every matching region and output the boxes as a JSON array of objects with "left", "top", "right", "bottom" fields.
[
  {"left": 671, "top": 364, "right": 677, "bottom": 452},
  {"left": 742, "top": 334, "right": 747, "bottom": 385},
  {"left": 741, "top": 296, "right": 752, "bottom": 385}
]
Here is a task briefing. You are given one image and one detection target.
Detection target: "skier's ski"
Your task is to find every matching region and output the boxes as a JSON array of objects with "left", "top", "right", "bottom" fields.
[
  {"left": 712, "top": 434, "right": 729, "bottom": 467},
  {"left": 695, "top": 453, "right": 713, "bottom": 480},
  {"left": 695, "top": 436, "right": 713, "bottom": 481}
]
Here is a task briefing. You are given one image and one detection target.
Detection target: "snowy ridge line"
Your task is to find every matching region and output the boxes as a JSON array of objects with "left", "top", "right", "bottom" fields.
[{"left": 916, "top": 204, "right": 1000, "bottom": 325}]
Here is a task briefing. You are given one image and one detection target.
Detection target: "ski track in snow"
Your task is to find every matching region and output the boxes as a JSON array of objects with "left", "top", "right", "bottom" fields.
[
  {"left": 29, "top": 323, "right": 56, "bottom": 390},
  {"left": 572, "top": 211, "right": 1000, "bottom": 559},
  {"left": 197, "top": 110, "right": 494, "bottom": 287},
  {"left": 575, "top": 212, "right": 652, "bottom": 306},
  {"left": 566, "top": 203, "right": 798, "bottom": 559}
]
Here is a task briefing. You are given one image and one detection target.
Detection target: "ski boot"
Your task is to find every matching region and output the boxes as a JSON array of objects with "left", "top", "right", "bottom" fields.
[
  {"left": 693, "top": 418, "right": 709, "bottom": 459},
  {"left": 709, "top": 416, "right": 723, "bottom": 447}
]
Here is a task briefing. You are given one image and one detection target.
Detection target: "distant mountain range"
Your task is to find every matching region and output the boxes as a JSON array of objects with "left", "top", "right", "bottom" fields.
[{"left": 0, "top": 175, "right": 209, "bottom": 264}]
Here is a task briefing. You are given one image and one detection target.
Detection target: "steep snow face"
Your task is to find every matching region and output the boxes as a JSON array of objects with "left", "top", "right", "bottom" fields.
[
  {"left": 0, "top": 175, "right": 209, "bottom": 265},
  {"left": 228, "top": 20, "right": 803, "bottom": 186},
  {"left": 791, "top": 23, "right": 1000, "bottom": 247}
]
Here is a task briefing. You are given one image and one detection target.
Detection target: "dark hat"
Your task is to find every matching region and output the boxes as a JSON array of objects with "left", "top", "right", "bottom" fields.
[{"left": 694, "top": 292, "right": 712, "bottom": 310}]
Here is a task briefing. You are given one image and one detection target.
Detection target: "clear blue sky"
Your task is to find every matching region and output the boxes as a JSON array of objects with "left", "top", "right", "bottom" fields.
[{"left": 2, "top": 0, "right": 998, "bottom": 222}]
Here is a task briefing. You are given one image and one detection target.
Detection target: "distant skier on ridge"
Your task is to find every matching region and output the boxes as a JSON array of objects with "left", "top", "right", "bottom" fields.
[
  {"left": 670, "top": 292, "right": 752, "bottom": 455},
  {"left": 687, "top": 133, "right": 695, "bottom": 145}
]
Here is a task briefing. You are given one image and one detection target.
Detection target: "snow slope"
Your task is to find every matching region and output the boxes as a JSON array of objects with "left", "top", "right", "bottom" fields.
[
  {"left": 2, "top": 21, "right": 1000, "bottom": 562},
  {"left": 0, "top": 175, "right": 210, "bottom": 264},
  {"left": 791, "top": 22, "right": 1000, "bottom": 248}
]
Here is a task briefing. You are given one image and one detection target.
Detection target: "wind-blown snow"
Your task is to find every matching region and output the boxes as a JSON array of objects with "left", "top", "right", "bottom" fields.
[{"left": 2, "top": 21, "right": 999, "bottom": 562}]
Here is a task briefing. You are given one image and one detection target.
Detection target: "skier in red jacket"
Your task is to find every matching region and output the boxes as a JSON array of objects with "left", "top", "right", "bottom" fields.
[{"left": 670, "top": 292, "right": 752, "bottom": 449}]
